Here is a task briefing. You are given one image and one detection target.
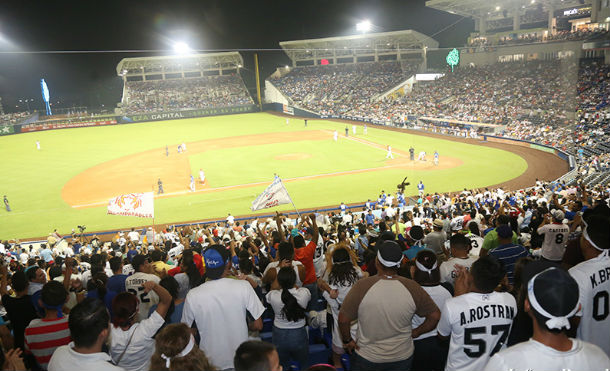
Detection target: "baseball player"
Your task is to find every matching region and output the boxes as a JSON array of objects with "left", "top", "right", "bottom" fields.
[
  {"left": 165, "top": 145, "right": 169, "bottom": 157},
  {"left": 418, "top": 151, "right": 426, "bottom": 161},
  {"left": 3, "top": 195, "right": 10, "bottom": 212},
  {"left": 352, "top": 124, "right": 356, "bottom": 135},
  {"left": 157, "top": 179, "right": 164, "bottom": 194},
  {"left": 438, "top": 256, "right": 517, "bottom": 371},
  {"left": 409, "top": 146, "right": 415, "bottom": 161},
  {"left": 363, "top": 124, "right": 368, "bottom": 134},
  {"left": 434, "top": 151, "right": 439, "bottom": 166},
  {"left": 345, "top": 127, "right": 348, "bottom": 137},
  {"left": 333, "top": 130, "right": 338, "bottom": 142},
  {"left": 286, "top": 118, "right": 289, "bottom": 125},
  {"left": 36, "top": 140, "right": 40, "bottom": 150},
  {"left": 417, "top": 181, "right": 425, "bottom": 197},
  {"left": 182, "top": 142, "right": 187, "bottom": 152},
  {"left": 386, "top": 145, "right": 394, "bottom": 159},
  {"left": 189, "top": 175, "right": 195, "bottom": 192},
  {"left": 569, "top": 213, "right": 610, "bottom": 356},
  {"left": 304, "top": 119, "right": 307, "bottom": 127},
  {"left": 199, "top": 169, "right": 206, "bottom": 184}
]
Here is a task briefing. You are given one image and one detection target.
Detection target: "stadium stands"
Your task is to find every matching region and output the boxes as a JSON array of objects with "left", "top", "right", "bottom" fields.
[
  {"left": 0, "top": 112, "right": 31, "bottom": 127},
  {"left": 122, "top": 74, "right": 254, "bottom": 113}
]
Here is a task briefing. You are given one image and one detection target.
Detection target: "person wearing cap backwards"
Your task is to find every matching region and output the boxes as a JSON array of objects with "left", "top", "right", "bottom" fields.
[
  {"left": 338, "top": 240, "right": 440, "bottom": 371},
  {"left": 480, "top": 214, "right": 519, "bottom": 257},
  {"left": 536, "top": 209, "right": 569, "bottom": 263},
  {"left": 437, "top": 256, "right": 517, "bottom": 371},
  {"left": 569, "top": 214, "right": 610, "bottom": 356},
  {"left": 423, "top": 219, "right": 447, "bottom": 259},
  {"left": 181, "top": 245, "right": 265, "bottom": 371},
  {"left": 483, "top": 267, "right": 610, "bottom": 370}
]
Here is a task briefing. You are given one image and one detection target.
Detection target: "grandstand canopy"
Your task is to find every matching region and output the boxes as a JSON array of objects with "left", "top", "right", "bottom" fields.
[
  {"left": 116, "top": 52, "right": 244, "bottom": 80},
  {"left": 279, "top": 30, "right": 439, "bottom": 66},
  {"left": 426, "top": 0, "right": 588, "bottom": 19}
]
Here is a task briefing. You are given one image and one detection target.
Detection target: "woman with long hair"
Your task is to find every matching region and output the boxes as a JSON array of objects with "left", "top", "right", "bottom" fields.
[
  {"left": 176, "top": 251, "right": 201, "bottom": 289},
  {"left": 265, "top": 266, "right": 311, "bottom": 370},
  {"left": 150, "top": 323, "right": 216, "bottom": 371},
  {"left": 110, "top": 281, "right": 171, "bottom": 371},
  {"left": 317, "top": 246, "right": 364, "bottom": 367},
  {"left": 410, "top": 250, "right": 452, "bottom": 371},
  {"left": 148, "top": 275, "right": 185, "bottom": 326}
]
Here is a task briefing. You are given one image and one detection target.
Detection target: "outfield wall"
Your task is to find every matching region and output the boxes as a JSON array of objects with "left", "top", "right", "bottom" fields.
[{"left": 0, "top": 105, "right": 259, "bottom": 135}]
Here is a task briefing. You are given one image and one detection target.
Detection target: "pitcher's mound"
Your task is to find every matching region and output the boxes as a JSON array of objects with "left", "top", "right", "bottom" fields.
[{"left": 275, "top": 153, "right": 312, "bottom": 161}]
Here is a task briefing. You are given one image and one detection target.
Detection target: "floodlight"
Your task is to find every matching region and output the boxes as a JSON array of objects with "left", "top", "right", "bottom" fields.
[
  {"left": 356, "top": 20, "right": 372, "bottom": 33},
  {"left": 495, "top": 6, "right": 500, "bottom": 11},
  {"left": 173, "top": 41, "right": 192, "bottom": 54}
]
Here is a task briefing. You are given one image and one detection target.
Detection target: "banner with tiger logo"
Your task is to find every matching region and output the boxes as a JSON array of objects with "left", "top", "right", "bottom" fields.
[{"left": 107, "top": 192, "right": 154, "bottom": 218}]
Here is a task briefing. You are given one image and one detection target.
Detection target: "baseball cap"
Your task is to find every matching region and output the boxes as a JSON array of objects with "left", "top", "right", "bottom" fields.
[
  {"left": 497, "top": 225, "right": 513, "bottom": 239},
  {"left": 450, "top": 217, "right": 463, "bottom": 231},
  {"left": 527, "top": 267, "right": 580, "bottom": 330},
  {"left": 203, "top": 245, "right": 230, "bottom": 269},
  {"left": 377, "top": 241, "right": 402, "bottom": 268},
  {"left": 551, "top": 209, "right": 565, "bottom": 221}
]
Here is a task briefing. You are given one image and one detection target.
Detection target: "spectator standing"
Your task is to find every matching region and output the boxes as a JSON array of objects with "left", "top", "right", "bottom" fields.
[
  {"left": 266, "top": 267, "right": 311, "bottom": 369},
  {"left": 24, "top": 281, "right": 71, "bottom": 370},
  {"left": 339, "top": 241, "right": 440, "bottom": 371},
  {"left": 110, "top": 281, "right": 171, "bottom": 371},
  {"left": 488, "top": 225, "right": 530, "bottom": 284},
  {"left": 423, "top": 219, "right": 447, "bottom": 259},
  {"left": 1, "top": 269, "right": 39, "bottom": 352},
  {"left": 124, "top": 255, "right": 160, "bottom": 321},
  {"left": 569, "top": 214, "right": 610, "bottom": 356},
  {"left": 181, "top": 245, "right": 265, "bottom": 371},
  {"left": 439, "top": 234, "right": 477, "bottom": 287},
  {"left": 484, "top": 267, "right": 610, "bottom": 370},
  {"left": 150, "top": 323, "right": 215, "bottom": 371},
  {"left": 234, "top": 340, "right": 282, "bottom": 371},
  {"left": 536, "top": 210, "right": 570, "bottom": 263},
  {"left": 48, "top": 298, "right": 124, "bottom": 371},
  {"left": 438, "top": 256, "right": 517, "bottom": 371}
]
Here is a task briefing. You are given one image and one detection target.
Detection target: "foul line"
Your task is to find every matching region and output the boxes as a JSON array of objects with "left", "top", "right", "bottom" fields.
[{"left": 72, "top": 162, "right": 409, "bottom": 209}]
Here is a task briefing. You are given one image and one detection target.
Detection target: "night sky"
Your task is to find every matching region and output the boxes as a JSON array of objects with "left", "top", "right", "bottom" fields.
[{"left": 0, "top": 0, "right": 472, "bottom": 112}]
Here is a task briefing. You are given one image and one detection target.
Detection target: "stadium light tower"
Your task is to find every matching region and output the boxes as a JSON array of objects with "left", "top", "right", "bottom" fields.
[
  {"left": 173, "top": 41, "right": 192, "bottom": 54},
  {"left": 356, "top": 20, "right": 372, "bottom": 33}
]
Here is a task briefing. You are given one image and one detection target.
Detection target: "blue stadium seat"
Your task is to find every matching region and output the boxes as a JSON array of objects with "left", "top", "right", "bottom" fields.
[{"left": 307, "top": 343, "right": 331, "bottom": 366}]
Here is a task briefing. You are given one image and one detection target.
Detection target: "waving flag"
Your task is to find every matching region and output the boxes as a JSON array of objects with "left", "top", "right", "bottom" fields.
[
  {"left": 107, "top": 192, "right": 154, "bottom": 218},
  {"left": 251, "top": 177, "right": 293, "bottom": 211}
]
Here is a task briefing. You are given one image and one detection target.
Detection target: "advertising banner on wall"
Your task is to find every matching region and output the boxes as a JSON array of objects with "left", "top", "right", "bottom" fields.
[{"left": 121, "top": 105, "right": 258, "bottom": 123}]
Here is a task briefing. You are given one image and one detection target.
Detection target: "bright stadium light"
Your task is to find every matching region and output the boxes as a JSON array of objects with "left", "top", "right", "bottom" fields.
[
  {"left": 356, "top": 20, "right": 372, "bottom": 33},
  {"left": 173, "top": 41, "right": 192, "bottom": 54}
]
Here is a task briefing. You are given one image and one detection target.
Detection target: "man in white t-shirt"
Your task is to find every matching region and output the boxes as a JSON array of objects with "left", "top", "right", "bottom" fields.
[
  {"left": 182, "top": 245, "right": 265, "bottom": 371},
  {"left": 124, "top": 255, "right": 160, "bottom": 322},
  {"left": 48, "top": 298, "right": 123, "bottom": 371},
  {"left": 127, "top": 228, "right": 140, "bottom": 243},
  {"left": 484, "top": 267, "right": 610, "bottom": 371},
  {"left": 438, "top": 256, "right": 517, "bottom": 371},
  {"left": 536, "top": 209, "right": 569, "bottom": 262},
  {"left": 569, "top": 214, "right": 610, "bottom": 356},
  {"left": 440, "top": 234, "right": 478, "bottom": 287}
]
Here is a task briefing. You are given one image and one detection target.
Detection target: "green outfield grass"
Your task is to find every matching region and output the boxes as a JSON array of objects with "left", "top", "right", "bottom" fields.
[{"left": 0, "top": 112, "right": 527, "bottom": 239}]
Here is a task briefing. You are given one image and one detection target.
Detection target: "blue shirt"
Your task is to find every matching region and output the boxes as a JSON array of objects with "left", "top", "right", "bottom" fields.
[
  {"left": 418, "top": 183, "right": 424, "bottom": 191},
  {"left": 40, "top": 249, "right": 53, "bottom": 263},
  {"left": 489, "top": 243, "right": 529, "bottom": 285},
  {"left": 403, "top": 245, "right": 430, "bottom": 260},
  {"left": 127, "top": 249, "right": 138, "bottom": 262},
  {"left": 365, "top": 213, "right": 375, "bottom": 225},
  {"left": 107, "top": 274, "right": 127, "bottom": 293}
]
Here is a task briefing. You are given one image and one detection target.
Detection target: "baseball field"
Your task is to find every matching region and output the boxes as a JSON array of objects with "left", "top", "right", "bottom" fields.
[{"left": 0, "top": 112, "right": 565, "bottom": 239}]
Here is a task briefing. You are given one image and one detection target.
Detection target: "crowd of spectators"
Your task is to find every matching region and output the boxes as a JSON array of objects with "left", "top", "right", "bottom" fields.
[
  {"left": 271, "top": 61, "right": 416, "bottom": 116},
  {"left": 0, "top": 112, "right": 31, "bottom": 127},
  {"left": 122, "top": 74, "right": 253, "bottom": 114},
  {"left": 467, "top": 28, "right": 609, "bottom": 48},
  {"left": 1, "top": 177, "right": 610, "bottom": 370}
]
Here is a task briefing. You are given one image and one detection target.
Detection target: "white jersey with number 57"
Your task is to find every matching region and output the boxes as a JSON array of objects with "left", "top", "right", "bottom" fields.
[
  {"left": 438, "top": 291, "right": 517, "bottom": 371},
  {"left": 124, "top": 272, "right": 160, "bottom": 322},
  {"left": 569, "top": 254, "right": 610, "bottom": 356}
]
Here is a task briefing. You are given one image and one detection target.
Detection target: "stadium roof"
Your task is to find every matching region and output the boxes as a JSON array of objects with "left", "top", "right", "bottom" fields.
[
  {"left": 116, "top": 52, "right": 243, "bottom": 77},
  {"left": 426, "top": 0, "right": 588, "bottom": 19},
  {"left": 279, "top": 30, "right": 438, "bottom": 63}
]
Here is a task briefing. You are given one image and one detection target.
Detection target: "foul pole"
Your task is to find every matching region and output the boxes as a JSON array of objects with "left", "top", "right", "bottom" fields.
[{"left": 254, "top": 53, "right": 262, "bottom": 110}]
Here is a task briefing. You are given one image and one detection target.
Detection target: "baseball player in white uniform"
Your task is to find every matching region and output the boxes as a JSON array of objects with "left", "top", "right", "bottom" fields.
[
  {"left": 386, "top": 145, "right": 394, "bottom": 159},
  {"left": 199, "top": 169, "right": 206, "bottom": 184},
  {"left": 352, "top": 124, "right": 356, "bottom": 135},
  {"left": 189, "top": 175, "right": 195, "bottom": 192},
  {"left": 438, "top": 256, "right": 517, "bottom": 371},
  {"left": 333, "top": 130, "right": 338, "bottom": 142},
  {"left": 36, "top": 140, "right": 40, "bottom": 150},
  {"left": 569, "top": 214, "right": 610, "bottom": 356},
  {"left": 418, "top": 151, "right": 426, "bottom": 161},
  {"left": 363, "top": 124, "right": 367, "bottom": 134},
  {"left": 182, "top": 142, "right": 187, "bottom": 152}
]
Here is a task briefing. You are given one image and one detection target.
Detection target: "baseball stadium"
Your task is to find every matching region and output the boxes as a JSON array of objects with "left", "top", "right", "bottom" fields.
[{"left": 1, "top": 0, "right": 610, "bottom": 370}]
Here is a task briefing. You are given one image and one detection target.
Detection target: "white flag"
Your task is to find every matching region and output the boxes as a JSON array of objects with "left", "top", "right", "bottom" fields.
[
  {"left": 107, "top": 192, "right": 154, "bottom": 218},
  {"left": 251, "top": 177, "right": 292, "bottom": 211}
]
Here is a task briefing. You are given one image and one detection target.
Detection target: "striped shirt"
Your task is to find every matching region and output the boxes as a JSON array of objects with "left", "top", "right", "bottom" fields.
[
  {"left": 24, "top": 316, "right": 71, "bottom": 370},
  {"left": 489, "top": 243, "right": 530, "bottom": 284}
]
